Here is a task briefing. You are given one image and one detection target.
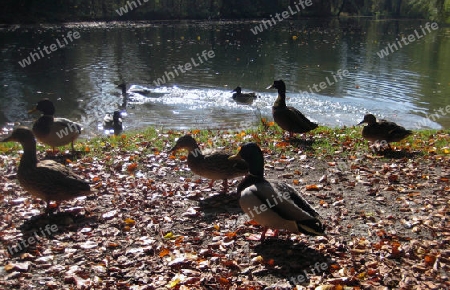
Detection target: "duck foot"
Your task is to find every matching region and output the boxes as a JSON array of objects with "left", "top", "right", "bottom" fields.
[
  {"left": 260, "top": 227, "right": 268, "bottom": 242},
  {"left": 260, "top": 228, "right": 280, "bottom": 242},
  {"left": 221, "top": 179, "right": 229, "bottom": 194},
  {"left": 369, "top": 141, "right": 392, "bottom": 154},
  {"left": 45, "top": 201, "right": 60, "bottom": 215}
]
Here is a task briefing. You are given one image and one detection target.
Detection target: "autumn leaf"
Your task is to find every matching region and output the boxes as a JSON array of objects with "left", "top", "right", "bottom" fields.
[
  {"left": 424, "top": 255, "right": 436, "bottom": 266},
  {"left": 164, "top": 232, "right": 175, "bottom": 239},
  {"left": 217, "top": 277, "right": 230, "bottom": 285},
  {"left": 225, "top": 231, "right": 237, "bottom": 238},
  {"left": 159, "top": 248, "right": 170, "bottom": 258},
  {"left": 123, "top": 218, "right": 136, "bottom": 226},
  {"left": 127, "top": 163, "right": 138, "bottom": 172},
  {"left": 306, "top": 184, "right": 322, "bottom": 191}
]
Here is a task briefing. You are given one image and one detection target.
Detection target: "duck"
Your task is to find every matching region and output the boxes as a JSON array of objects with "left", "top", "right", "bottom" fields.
[
  {"left": 231, "top": 87, "right": 258, "bottom": 104},
  {"left": 229, "top": 142, "right": 325, "bottom": 241},
  {"left": 169, "top": 134, "right": 248, "bottom": 193},
  {"left": 118, "top": 82, "right": 152, "bottom": 96},
  {"left": 1, "top": 127, "right": 94, "bottom": 212},
  {"left": 103, "top": 110, "right": 123, "bottom": 134},
  {"left": 267, "top": 80, "right": 318, "bottom": 138},
  {"left": 29, "top": 99, "right": 82, "bottom": 153},
  {"left": 358, "top": 114, "right": 412, "bottom": 149}
]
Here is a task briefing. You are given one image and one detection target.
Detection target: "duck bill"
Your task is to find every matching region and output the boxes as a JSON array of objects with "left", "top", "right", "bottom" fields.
[
  {"left": 228, "top": 152, "right": 242, "bottom": 161},
  {"left": 168, "top": 145, "right": 178, "bottom": 154},
  {"left": 0, "top": 135, "right": 13, "bottom": 143},
  {"left": 297, "top": 221, "right": 326, "bottom": 236},
  {"left": 28, "top": 107, "right": 38, "bottom": 114},
  {"left": 266, "top": 84, "right": 275, "bottom": 89}
]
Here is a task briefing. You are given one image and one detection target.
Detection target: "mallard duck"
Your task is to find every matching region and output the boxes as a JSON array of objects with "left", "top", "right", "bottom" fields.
[
  {"left": 1, "top": 127, "right": 93, "bottom": 212},
  {"left": 231, "top": 87, "right": 258, "bottom": 104},
  {"left": 103, "top": 110, "right": 123, "bottom": 134},
  {"left": 267, "top": 80, "right": 318, "bottom": 138},
  {"left": 169, "top": 135, "right": 248, "bottom": 193},
  {"left": 358, "top": 114, "right": 412, "bottom": 148},
  {"left": 29, "top": 99, "right": 81, "bottom": 153},
  {"left": 229, "top": 143, "right": 325, "bottom": 240}
]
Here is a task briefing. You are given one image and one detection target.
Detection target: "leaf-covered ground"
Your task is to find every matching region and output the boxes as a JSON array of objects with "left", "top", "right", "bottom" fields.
[{"left": 0, "top": 125, "right": 449, "bottom": 289}]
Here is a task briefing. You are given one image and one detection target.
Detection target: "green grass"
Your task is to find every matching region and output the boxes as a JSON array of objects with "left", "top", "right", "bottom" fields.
[{"left": 1, "top": 122, "right": 449, "bottom": 162}]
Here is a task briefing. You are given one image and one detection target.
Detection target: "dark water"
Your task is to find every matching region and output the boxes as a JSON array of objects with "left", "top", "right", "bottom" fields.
[{"left": 1, "top": 19, "right": 449, "bottom": 138}]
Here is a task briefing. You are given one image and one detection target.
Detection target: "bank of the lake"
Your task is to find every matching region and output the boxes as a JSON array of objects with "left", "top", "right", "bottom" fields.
[{"left": 0, "top": 125, "right": 449, "bottom": 289}]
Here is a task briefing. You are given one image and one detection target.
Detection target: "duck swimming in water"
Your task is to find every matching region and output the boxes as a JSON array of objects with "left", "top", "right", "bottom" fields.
[{"left": 231, "top": 86, "right": 259, "bottom": 104}]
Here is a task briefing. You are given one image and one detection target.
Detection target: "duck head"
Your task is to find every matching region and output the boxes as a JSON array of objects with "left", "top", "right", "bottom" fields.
[
  {"left": 358, "top": 114, "right": 377, "bottom": 125},
  {"left": 266, "top": 80, "right": 286, "bottom": 92},
  {"left": 231, "top": 87, "right": 242, "bottom": 94},
  {"left": 229, "top": 142, "right": 264, "bottom": 177},
  {"left": 169, "top": 134, "right": 199, "bottom": 153},
  {"left": 28, "top": 99, "right": 55, "bottom": 115},
  {"left": 1, "top": 127, "right": 35, "bottom": 147}
]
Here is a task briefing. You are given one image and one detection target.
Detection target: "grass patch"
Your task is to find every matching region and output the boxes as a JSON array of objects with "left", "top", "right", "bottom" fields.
[{"left": 1, "top": 122, "right": 449, "bottom": 161}]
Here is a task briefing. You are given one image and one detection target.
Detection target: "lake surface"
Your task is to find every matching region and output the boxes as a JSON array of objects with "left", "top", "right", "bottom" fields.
[{"left": 0, "top": 19, "right": 449, "bottom": 138}]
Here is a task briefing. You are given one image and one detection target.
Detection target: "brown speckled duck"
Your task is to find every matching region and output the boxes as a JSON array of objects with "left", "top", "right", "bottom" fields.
[
  {"left": 169, "top": 135, "right": 248, "bottom": 193},
  {"left": 1, "top": 127, "right": 93, "bottom": 212},
  {"left": 229, "top": 143, "right": 325, "bottom": 241},
  {"left": 267, "top": 80, "right": 318, "bottom": 138},
  {"left": 358, "top": 114, "right": 412, "bottom": 147},
  {"left": 29, "top": 99, "right": 81, "bottom": 153}
]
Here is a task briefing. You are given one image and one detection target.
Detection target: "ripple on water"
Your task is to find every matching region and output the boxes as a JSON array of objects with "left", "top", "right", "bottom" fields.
[
  {"left": 0, "top": 84, "right": 441, "bottom": 139},
  {"left": 78, "top": 85, "right": 440, "bottom": 136}
]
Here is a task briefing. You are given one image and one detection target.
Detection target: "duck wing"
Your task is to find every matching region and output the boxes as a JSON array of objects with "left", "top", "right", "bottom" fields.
[
  {"left": 287, "top": 106, "right": 318, "bottom": 128},
  {"left": 272, "top": 182, "right": 321, "bottom": 219},
  {"left": 273, "top": 106, "right": 318, "bottom": 133},
  {"left": 19, "top": 160, "right": 92, "bottom": 201},
  {"left": 188, "top": 151, "right": 248, "bottom": 180},
  {"left": 49, "top": 118, "right": 81, "bottom": 145},
  {"left": 378, "top": 120, "right": 412, "bottom": 142},
  {"left": 239, "top": 179, "right": 324, "bottom": 235},
  {"left": 53, "top": 118, "right": 82, "bottom": 133},
  {"left": 363, "top": 120, "right": 412, "bottom": 143}
]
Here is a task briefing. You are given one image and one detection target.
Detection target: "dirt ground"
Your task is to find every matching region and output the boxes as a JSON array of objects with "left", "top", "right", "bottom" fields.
[{"left": 0, "top": 131, "right": 449, "bottom": 289}]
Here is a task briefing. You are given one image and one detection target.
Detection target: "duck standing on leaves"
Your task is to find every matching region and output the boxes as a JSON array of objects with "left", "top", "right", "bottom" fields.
[
  {"left": 229, "top": 143, "right": 325, "bottom": 241},
  {"left": 267, "top": 80, "right": 318, "bottom": 139},
  {"left": 169, "top": 135, "right": 248, "bottom": 193},
  {"left": 1, "top": 127, "right": 94, "bottom": 213},
  {"left": 358, "top": 114, "right": 412, "bottom": 149}
]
